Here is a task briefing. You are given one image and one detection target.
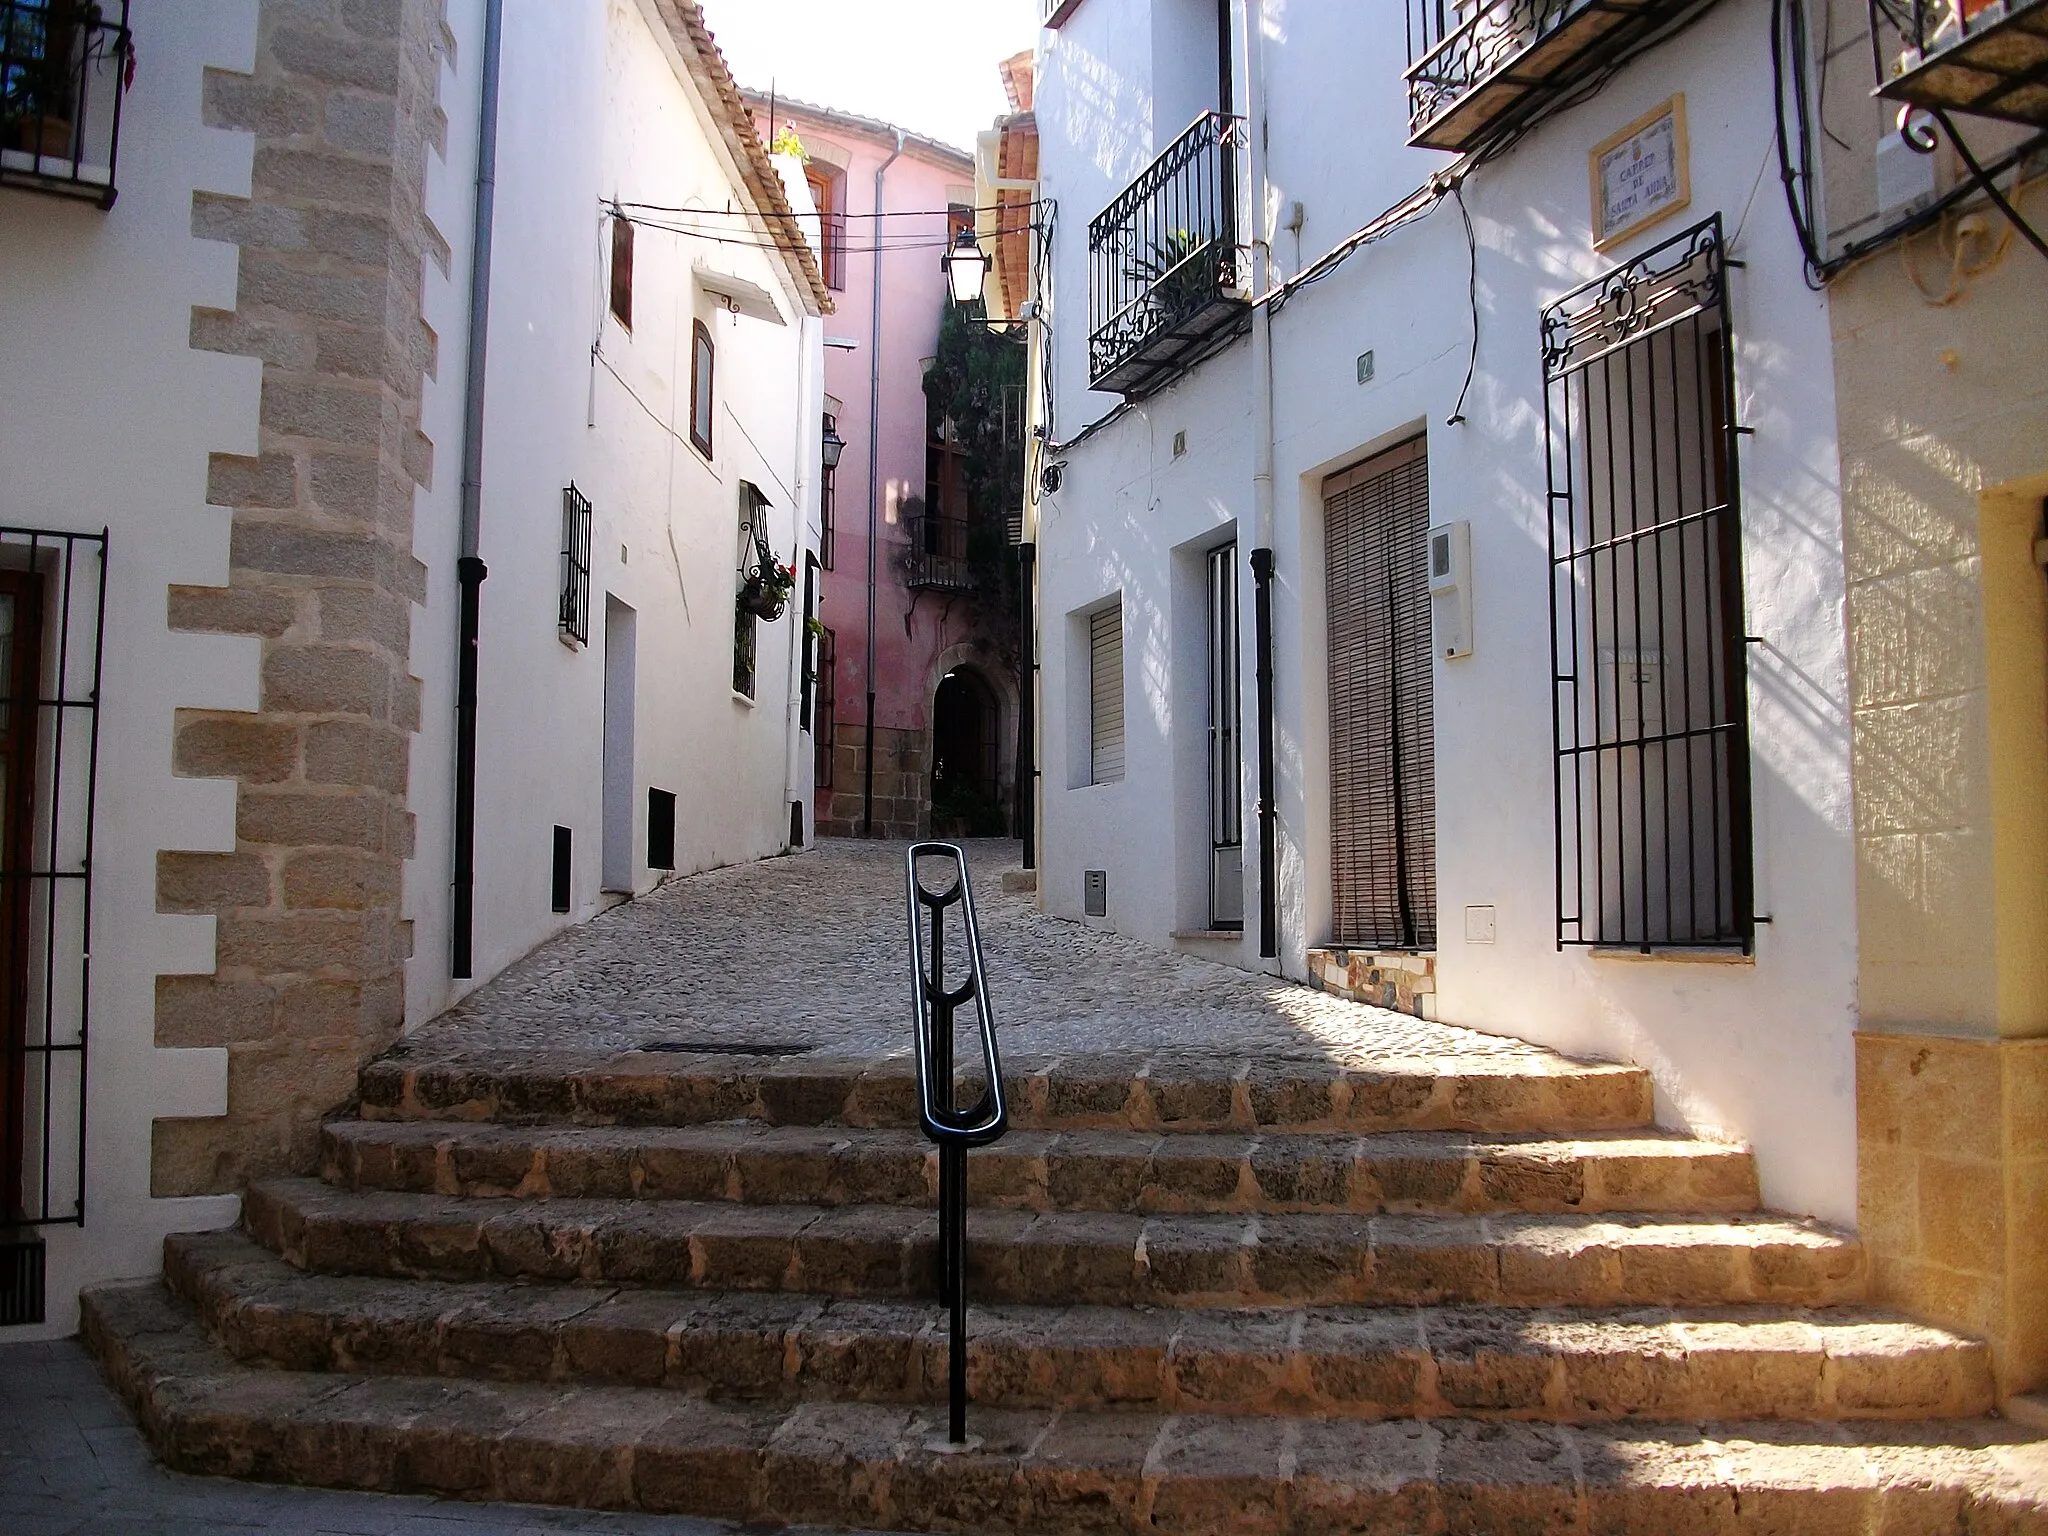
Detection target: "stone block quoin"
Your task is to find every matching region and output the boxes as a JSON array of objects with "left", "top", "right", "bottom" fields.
[{"left": 154, "top": 0, "right": 453, "bottom": 1199}]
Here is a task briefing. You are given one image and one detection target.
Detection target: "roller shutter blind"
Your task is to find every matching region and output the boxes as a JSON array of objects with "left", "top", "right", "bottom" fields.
[
  {"left": 1324, "top": 436, "right": 1436, "bottom": 950},
  {"left": 1089, "top": 602, "right": 1124, "bottom": 784}
]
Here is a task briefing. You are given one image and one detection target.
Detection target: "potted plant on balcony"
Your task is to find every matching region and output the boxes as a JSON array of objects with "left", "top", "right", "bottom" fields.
[
  {"left": 1127, "top": 225, "right": 1222, "bottom": 328},
  {"left": 737, "top": 535, "right": 795, "bottom": 621}
]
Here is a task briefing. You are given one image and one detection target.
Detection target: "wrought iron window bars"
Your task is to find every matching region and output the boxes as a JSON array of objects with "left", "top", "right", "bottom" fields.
[
  {"left": 559, "top": 484, "right": 592, "bottom": 647},
  {"left": 1543, "top": 215, "right": 1753, "bottom": 953},
  {"left": 0, "top": 527, "right": 107, "bottom": 1246},
  {"left": 0, "top": 0, "right": 131, "bottom": 208},
  {"left": 904, "top": 843, "right": 1007, "bottom": 1446},
  {"left": 1087, "top": 111, "right": 1249, "bottom": 398}
]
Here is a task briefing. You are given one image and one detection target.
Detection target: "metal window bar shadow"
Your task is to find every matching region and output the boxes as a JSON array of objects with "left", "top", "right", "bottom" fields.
[
  {"left": 903, "top": 842, "right": 1007, "bottom": 1446},
  {"left": 0, "top": 526, "right": 107, "bottom": 1239},
  {"left": 1542, "top": 215, "right": 1753, "bottom": 953},
  {"left": 0, "top": 0, "right": 132, "bottom": 208}
]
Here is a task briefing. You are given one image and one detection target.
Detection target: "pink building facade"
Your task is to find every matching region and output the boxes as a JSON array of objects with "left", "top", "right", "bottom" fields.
[{"left": 748, "top": 96, "right": 1019, "bottom": 840}]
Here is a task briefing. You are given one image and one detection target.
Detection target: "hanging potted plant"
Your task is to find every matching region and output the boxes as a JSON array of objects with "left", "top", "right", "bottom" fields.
[{"left": 737, "top": 533, "right": 795, "bottom": 621}]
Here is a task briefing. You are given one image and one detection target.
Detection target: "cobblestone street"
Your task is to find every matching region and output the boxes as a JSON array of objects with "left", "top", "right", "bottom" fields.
[{"left": 423, "top": 838, "right": 1549, "bottom": 1069}]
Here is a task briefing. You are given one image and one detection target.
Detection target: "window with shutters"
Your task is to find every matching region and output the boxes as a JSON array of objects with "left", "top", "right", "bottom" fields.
[
  {"left": 690, "top": 320, "right": 715, "bottom": 459},
  {"left": 1324, "top": 436, "right": 1436, "bottom": 950},
  {"left": 806, "top": 165, "right": 846, "bottom": 290},
  {"left": 609, "top": 211, "right": 633, "bottom": 330},
  {"left": 1088, "top": 601, "right": 1125, "bottom": 785}
]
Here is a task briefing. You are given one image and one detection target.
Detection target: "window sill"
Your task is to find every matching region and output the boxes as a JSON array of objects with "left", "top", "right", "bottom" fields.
[
  {"left": 1589, "top": 946, "right": 1753, "bottom": 965},
  {"left": 731, "top": 689, "right": 758, "bottom": 709},
  {"left": 1173, "top": 928, "right": 1243, "bottom": 942}
]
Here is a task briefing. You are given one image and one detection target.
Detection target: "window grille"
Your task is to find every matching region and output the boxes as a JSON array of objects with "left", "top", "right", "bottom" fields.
[
  {"left": 0, "top": 0, "right": 133, "bottom": 209},
  {"left": 1088, "top": 602, "right": 1124, "bottom": 785},
  {"left": 559, "top": 483, "right": 592, "bottom": 646},
  {"left": 1543, "top": 215, "right": 1753, "bottom": 952},
  {"left": 1325, "top": 438, "right": 1436, "bottom": 951},
  {"left": 609, "top": 211, "right": 634, "bottom": 329},
  {"left": 819, "top": 415, "right": 837, "bottom": 571},
  {"left": 800, "top": 557, "right": 818, "bottom": 733},
  {"left": 733, "top": 483, "right": 768, "bottom": 700},
  {"left": 1207, "top": 543, "right": 1243, "bottom": 929},
  {"left": 815, "top": 625, "right": 837, "bottom": 788},
  {"left": 0, "top": 526, "right": 106, "bottom": 1229}
]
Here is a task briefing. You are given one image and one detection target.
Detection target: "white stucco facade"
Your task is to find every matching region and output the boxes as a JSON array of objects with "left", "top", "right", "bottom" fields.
[
  {"left": 1031, "top": 0, "right": 1861, "bottom": 1224},
  {"left": 0, "top": 0, "right": 823, "bottom": 1338},
  {"left": 405, "top": 0, "right": 828, "bottom": 1013}
]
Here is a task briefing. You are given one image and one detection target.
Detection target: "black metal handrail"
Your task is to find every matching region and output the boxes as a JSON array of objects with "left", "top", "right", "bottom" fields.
[
  {"left": 0, "top": 0, "right": 132, "bottom": 208},
  {"left": 1086, "top": 111, "right": 1246, "bottom": 393},
  {"left": 904, "top": 842, "right": 1007, "bottom": 1446}
]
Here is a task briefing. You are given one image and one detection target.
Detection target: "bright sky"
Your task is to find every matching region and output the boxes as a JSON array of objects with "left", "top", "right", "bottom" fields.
[{"left": 701, "top": 0, "right": 1041, "bottom": 155}]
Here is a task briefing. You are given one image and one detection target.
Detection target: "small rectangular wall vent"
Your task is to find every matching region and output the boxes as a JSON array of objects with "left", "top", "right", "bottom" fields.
[
  {"left": 551, "top": 826, "right": 572, "bottom": 913},
  {"left": 647, "top": 789, "right": 677, "bottom": 870},
  {"left": 0, "top": 1236, "right": 46, "bottom": 1327},
  {"left": 1084, "top": 869, "right": 1108, "bottom": 917}
]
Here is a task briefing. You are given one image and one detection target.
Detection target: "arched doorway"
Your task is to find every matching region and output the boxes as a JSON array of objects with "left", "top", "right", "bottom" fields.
[{"left": 930, "top": 667, "right": 1004, "bottom": 836}]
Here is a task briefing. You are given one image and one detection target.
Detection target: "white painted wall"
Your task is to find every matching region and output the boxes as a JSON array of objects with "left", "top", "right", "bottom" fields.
[
  {"left": 0, "top": 1, "right": 264, "bottom": 1336},
  {"left": 1034, "top": 0, "right": 1860, "bottom": 1225},
  {"left": 405, "top": 0, "right": 825, "bottom": 1013}
]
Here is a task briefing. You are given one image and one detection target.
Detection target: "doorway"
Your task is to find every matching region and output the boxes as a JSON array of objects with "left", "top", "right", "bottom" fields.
[
  {"left": 601, "top": 596, "right": 636, "bottom": 894},
  {"left": 1324, "top": 436, "right": 1437, "bottom": 950},
  {"left": 930, "top": 668, "right": 1003, "bottom": 837}
]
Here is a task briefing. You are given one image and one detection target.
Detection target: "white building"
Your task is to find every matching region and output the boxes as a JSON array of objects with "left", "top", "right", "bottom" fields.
[
  {"left": 1029, "top": 0, "right": 1860, "bottom": 1224},
  {"left": 0, "top": 0, "right": 827, "bottom": 1336}
]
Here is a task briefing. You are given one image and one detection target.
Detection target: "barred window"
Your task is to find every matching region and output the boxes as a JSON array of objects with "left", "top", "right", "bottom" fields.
[{"left": 559, "top": 484, "right": 592, "bottom": 646}]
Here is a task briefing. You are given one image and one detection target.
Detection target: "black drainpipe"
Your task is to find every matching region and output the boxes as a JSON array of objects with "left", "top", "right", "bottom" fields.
[
  {"left": 451, "top": 0, "right": 504, "bottom": 979},
  {"left": 1251, "top": 547, "right": 1278, "bottom": 959}
]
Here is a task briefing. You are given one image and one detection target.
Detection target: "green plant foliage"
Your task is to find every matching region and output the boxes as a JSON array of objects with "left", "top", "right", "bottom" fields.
[
  {"left": 770, "top": 125, "right": 806, "bottom": 160},
  {"left": 919, "top": 300, "right": 1026, "bottom": 606}
]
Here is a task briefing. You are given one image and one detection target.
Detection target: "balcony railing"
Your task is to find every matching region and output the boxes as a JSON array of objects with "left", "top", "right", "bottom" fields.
[
  {"left": 906, "top": 510, "right": 979, "bottom": 593},
  {"left": 0, "top": 0, "right": 132, "bottom": 208},
  {"left": 1406, "top": 0, "right": 1708, "bottom": 153},
  {"left": 1871, "top": 0, "right": 2048, "bottom": 126},
  {"left": 1087, "top": 111, "right": 1250, "bottom": 399}
]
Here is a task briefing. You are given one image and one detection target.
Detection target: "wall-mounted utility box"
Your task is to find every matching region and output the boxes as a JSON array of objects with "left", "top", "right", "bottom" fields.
[
  {"left": 1084, "top": 869, "right": 1108, "bottom": 917},
  {"left": 1427, "top": 520, "right": 1473, "bottom": 659}
]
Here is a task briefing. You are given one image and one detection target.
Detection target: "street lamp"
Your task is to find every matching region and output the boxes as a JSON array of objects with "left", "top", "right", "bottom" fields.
[
  {"left": 820, "top": 416, "right": 846, "bottom": 471},
  {"left": 942, "top": 228, "right": 990, "bottom": 309}
]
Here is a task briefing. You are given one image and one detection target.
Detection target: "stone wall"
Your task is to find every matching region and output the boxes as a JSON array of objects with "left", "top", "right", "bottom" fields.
[
  {"left": 150, "top": 0, "right": 446, "bottom": 1195},
  {"left": 1306, "top": 948, "right": 1436, "bottom": 1019},
  {"left": 1829, "top": 176, "right": 2048, "bottom": 1400},
  {"left": 1858, "top": 1034, "right": 2048, "bottom": 1398},
  {"left": 819, "top": 725, "right": 928, "bottom": 840}
]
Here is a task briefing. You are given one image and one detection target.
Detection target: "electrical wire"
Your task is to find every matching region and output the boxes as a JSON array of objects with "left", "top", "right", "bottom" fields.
[
  {"left": 1446, "top": 180, "right": 1478, "bottom": 427},
  {"left": 1932, "top": 107, "right": 2048, "bottom": 262}
]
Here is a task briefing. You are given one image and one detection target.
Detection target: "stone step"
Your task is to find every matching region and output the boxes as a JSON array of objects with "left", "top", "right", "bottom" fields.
[
  {"left": 355, "top": 1045, "right": 1655, "bottom": 1136},
  {"left": 166, "top": 1228, "right": 1992, "bottom": 1424},
  {"left": 82, "top": 1280, "right": 2048, "bottom": 1536},
  {"left": 243, "top": 1178, "right": 1867, "bottom": 1310},
  {"left": 320, "top": 1118, "right": 1759, "bottom": 1217}
]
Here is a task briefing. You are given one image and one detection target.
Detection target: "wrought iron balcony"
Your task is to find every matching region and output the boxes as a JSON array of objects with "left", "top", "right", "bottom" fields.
[
  {"left": 906, "top": 510, "right": 979, "bottom": 593},
  {"left": 1406, "top": 0, "right": 1710, "bottom": 153},
  {"left": 1871, "top": 0, "right": 2048, "bottom": 126},
  {"left": 0, "top": 0, "right": 131, "bottom": 208},
  {"left": 1087, "top": 111, "right": 1250, "bottom": 399}
]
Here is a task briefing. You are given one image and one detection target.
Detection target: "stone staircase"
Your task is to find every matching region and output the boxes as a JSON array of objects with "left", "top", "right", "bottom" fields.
[{"left": 81, "top": 1042, "right": 2048, "bottom": 1531}]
